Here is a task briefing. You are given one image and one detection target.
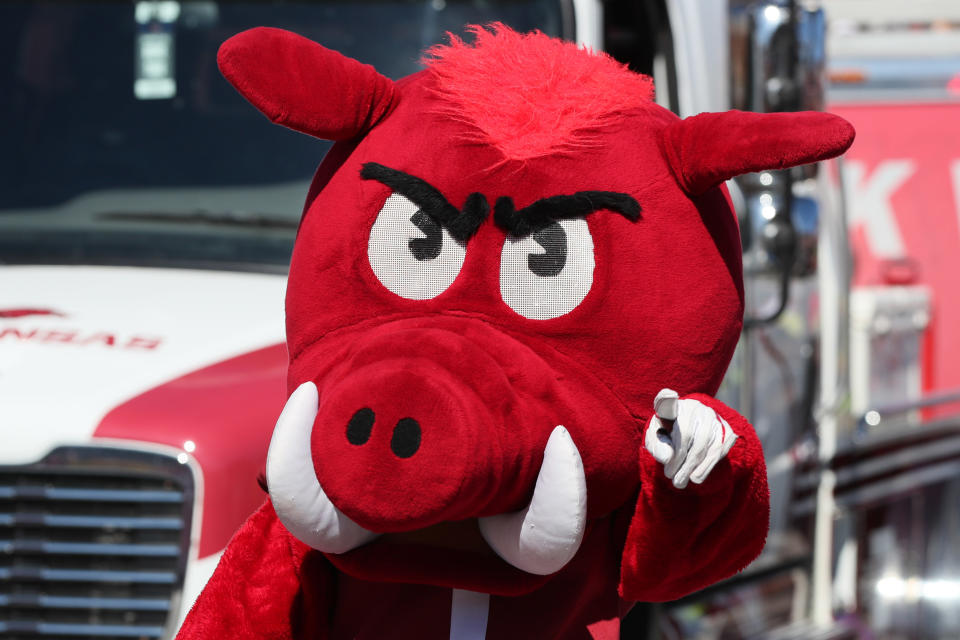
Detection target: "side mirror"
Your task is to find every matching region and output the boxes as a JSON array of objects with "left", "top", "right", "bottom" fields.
[
  {"left": 731, "top": 2, "right": 826, "bottom": 113},
  {"left": 735, "top": 170, "right": 820, "bottom": 327},
  {"left": 749, "top": 2, "right": 799, "bottom": 112},
  {"left": 732, "top": 1, "right": 827, "bottom": 175},
  {"left": 729, "top": 1, "right": 828, "bottom": 326},
  {"left": 738, "top": 171, "right": 817, "bottom": 275}
]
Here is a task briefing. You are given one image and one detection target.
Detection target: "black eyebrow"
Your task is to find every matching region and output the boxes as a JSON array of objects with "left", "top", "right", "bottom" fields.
[
  {"left": 360, "top": 163, "right": 489, "bottom": 242},
  {"left": 493, "top": 192, "right": 641, "bottom": 237}
]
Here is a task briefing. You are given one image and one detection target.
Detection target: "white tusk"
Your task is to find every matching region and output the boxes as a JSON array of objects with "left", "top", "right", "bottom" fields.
[
  {"left": 266, "top": 382, "right": 379, "bottom": 554},
  {"left": 478, "top": 426, "right": 587, "bottom": 575}
]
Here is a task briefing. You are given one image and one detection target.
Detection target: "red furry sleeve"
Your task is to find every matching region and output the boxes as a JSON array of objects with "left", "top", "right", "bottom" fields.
[
  {"left": 618, "top": 394, "right": 769, "bottom": 602},
  {"left": 175, "top": 499, "right": 332, "bottom": 639}
]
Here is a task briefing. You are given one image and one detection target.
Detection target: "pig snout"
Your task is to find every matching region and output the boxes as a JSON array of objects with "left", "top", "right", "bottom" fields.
[
  {"left": 306, "top": 326, "right": 562, "bottom": 532},
  {"left": 267, "top": 324, "right": 612, "bottom": 574},
  {"left": 311, "top": 361, "right": 515, "bottom": 530}
]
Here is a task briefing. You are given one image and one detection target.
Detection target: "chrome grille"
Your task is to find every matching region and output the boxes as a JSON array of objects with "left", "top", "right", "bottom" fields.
[{"left": 0, "top": 447, "right": 195, "bottom": 639}]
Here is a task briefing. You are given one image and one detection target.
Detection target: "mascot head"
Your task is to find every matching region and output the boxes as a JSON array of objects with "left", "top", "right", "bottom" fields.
[{"left": 218, "top": 24, "right": 853, "bottom": 595}]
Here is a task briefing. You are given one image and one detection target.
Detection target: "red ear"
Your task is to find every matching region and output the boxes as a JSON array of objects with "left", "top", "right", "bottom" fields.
[
  {"left": 218, "top": 27, "right": 397, "bottom": 141},
  {"left": 661, "top": 110, "right": 855, "bottom": 195}
]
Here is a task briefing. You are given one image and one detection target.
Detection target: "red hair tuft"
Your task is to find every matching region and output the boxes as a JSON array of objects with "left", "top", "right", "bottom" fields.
[{"left": 423, "top": 24, "right": 654, "bottom": 162}]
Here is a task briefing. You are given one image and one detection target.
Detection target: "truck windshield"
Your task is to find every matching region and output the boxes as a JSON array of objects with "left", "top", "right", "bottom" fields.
[{"left": 0, "top": 1, "right": 567, "bottom": 269}]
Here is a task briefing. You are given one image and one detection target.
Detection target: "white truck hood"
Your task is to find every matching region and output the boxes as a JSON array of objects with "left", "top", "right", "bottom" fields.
[{"left": 0, "top": 265, "right": 286, "bottom": 465}]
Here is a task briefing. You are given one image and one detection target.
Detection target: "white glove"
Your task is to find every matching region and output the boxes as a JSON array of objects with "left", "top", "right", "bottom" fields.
[{"left": 644, "top": 389, "right": 738, "bottom": 489}]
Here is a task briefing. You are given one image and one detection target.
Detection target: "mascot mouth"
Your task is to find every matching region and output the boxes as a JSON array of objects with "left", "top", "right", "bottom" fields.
[
  {"left": 322, "top": 517, "right": 598, "bottom": 596},
  {"left": 266, "top": 381, "right": 588, "bottom": 584}
]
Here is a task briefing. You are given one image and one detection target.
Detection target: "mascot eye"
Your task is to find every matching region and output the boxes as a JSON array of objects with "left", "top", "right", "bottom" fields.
[
  {"left": 368, "top": 193, "right": 466, "bottom": 300},
  {"left": 500, "top": 218, "right": 595, "bottom": 319}
]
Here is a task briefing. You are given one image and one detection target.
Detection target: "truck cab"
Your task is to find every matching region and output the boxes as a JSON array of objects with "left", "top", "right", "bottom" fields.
[{"left": 0, "top": 4, "right": 574, "bottom": 637}]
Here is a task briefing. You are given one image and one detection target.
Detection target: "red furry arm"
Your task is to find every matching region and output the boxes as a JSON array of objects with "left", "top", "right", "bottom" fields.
[
  {"left": 176, "top": 499, "right": 332, "bottom": 639},
  {"left": 618, "top": 394, "right": 769, "bottom": 602}
]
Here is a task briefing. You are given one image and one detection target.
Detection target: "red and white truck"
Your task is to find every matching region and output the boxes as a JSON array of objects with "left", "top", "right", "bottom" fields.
[{"left": 3, "top": 1, "right": 956, "bottom": 638}]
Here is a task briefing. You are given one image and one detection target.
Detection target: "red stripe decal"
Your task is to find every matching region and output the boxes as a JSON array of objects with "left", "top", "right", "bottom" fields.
[
  {"left": 94, "top": 343, "right": 288, "bottom": 557},
  {"left": 0, "top": 308, "right": 65, "bottom": 318}
]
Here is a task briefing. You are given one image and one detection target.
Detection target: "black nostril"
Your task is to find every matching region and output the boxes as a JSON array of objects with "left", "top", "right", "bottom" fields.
[
  {"left": 346, "top": 408, "right": 375, "bottom": 445},
  {"left": 391, "top": 418, "right": 421, "bottom": 458}
]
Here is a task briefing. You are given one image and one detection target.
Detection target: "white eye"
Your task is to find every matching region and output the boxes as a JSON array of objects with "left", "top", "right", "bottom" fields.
[
  {"left": 368, "top": 193, "right": 466, "bottom": 300},
  {"left": 500, "top": 218, "right": 594, "bottom": 319}
]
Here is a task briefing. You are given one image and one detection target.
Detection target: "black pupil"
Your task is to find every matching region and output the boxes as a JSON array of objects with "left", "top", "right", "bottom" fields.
[
  {"left": 528, "top": 222, "right": 567, "bottom": 277},
  {"left": 408, "top": 211, "right": 443, "bottom": 261}
]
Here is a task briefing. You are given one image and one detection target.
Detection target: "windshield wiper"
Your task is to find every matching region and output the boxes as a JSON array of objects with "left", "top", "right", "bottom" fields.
[{"left": 97, "top": 210, "right": 299, "bottom": 229}]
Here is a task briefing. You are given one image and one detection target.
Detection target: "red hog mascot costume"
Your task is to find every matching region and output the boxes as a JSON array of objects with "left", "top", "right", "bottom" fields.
[{"left": 177, "top": 24, "right": 854, "bottom": 640}]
